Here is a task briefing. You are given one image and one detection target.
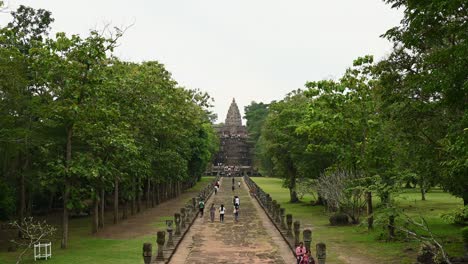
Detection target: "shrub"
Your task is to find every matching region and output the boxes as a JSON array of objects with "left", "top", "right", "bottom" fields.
[
  {"left": 462, "top": 227, "right": 468, "bottom": 244},
  {"left": 441, "top": 206, "right": 468, "bottom": 225},
  {"left": 329, "top": 213, "right": 349, "bottom": 226},
  {"left": 317, "top": 170, "right": 366, "bottom": 224}
]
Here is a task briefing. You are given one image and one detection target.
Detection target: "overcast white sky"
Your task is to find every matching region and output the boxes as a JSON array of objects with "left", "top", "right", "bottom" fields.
[{"left": 1, "top": 0, "right": 402, "bottom": 123}]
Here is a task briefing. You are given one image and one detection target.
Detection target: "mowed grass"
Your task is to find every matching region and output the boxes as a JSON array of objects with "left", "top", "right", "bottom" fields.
[
  {"left": 0, "top": 177, "right": 214, "bottom": 264},
  {"left": 252, "top": 177, "right": 464, "bottom": 264}
]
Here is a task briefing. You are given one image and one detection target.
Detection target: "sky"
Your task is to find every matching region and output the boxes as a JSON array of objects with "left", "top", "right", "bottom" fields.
[{"left": 0, "top": 0, "right": 402, "bottom": 124}]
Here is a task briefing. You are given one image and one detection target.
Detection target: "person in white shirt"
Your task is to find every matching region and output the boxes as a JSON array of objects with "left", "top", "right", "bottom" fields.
[{"left": 219, "top": 204, "right": 225, "bottom": 222}]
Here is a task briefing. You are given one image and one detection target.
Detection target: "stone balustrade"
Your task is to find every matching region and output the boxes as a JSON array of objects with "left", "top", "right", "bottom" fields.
[
  {"left": 243, "top": 175, "right": 326, "bottom": 263},
  {"left": 145, "top": 176, "right": 220, "bottom": 263}
]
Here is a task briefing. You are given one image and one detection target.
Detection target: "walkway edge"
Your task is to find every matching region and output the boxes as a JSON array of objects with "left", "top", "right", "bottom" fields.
[{"left": 244, "top": 176, "right": 296, "bottom": 256}]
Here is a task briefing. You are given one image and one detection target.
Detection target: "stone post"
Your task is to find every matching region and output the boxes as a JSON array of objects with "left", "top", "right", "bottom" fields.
[
  {"left": 166, "top": 220, "right": 174, "bottom": 247},
  {"left": 316, "top": 243, "right": 326, "bottom": 264},
  {"left": 185, "top": 204, "right": 192, "bottom": 219},
  {"left": 174, "top": 213, "right": 181, "bottom": 235},
  {"left": 142, "top": 243, "right": 152, "bottom": 264},
  {"left": 275, "top": 204, "right": 281, "bottom": 223},
  {"left": 192, "top": 197, "right": 197, "bottom": 209},
  {"left": 266, "top": 194, "right": 271, "bottom": 210},
  {"left": 272, "top": 200, "right": 277, "bottom": 218},
  {"left": 293, "top": 221, "right": 301, "bottom": 246},
  {"left": 286, "top": 214, "right": 293, "bottom": 237},
  {"left": 280, "top": 208, "right": 286, "bottom": 229},
  {"left": 156, "top": 231, "right": 165, "bottom": 260},
  {"left": 303, "top": 229, "right": 312, "bottom": 252},
  {"left": 180, "top": 208, "right": 186, "bottom": 229}
]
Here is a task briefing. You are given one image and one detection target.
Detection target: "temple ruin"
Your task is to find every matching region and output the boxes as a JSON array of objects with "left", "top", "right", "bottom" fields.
[{"left": 207, "top": 98, "right": 256, "bottom": 176}]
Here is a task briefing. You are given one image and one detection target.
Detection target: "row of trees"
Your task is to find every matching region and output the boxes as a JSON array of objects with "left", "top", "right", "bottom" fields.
[
  {"left": 245, "top": 0, "right": 466, "bottom": 231},
  {"left": 0, "top": 6, "right": 218, "bottom": 248}
]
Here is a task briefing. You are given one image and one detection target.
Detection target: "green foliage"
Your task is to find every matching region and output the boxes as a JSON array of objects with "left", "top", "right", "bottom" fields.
[
  {"left": 462, "top": 227, "right": 468, "bottom": 244},
  {"left": 0, "top": 5, "right": 218, "bottom": 248},
  {"left": 441, "top": 206, "right": 468, "bottom": 225},
  {"left": 244, "top": 102, "right": 270, "bottom": 171},
  {"left": 379, "top": 0, "right": 468, "bottom": 204}
]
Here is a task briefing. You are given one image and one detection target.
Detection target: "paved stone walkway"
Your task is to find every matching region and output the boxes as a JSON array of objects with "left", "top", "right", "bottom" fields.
[{"left": 170, "top": 177, "right": 295, "bottom": 264}]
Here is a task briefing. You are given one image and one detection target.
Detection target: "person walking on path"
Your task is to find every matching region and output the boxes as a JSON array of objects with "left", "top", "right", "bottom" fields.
[
  {"left": 233, "top": 205, "right": 240, "bottom": 222},
  {"left": 199, "top": 198, "right": 205, "bottom": 217},
  {"left": 295, "top": 242, "right": 306, "bottom": 264},
  {"left": 214, "top": 185, "right": 218, "bottom": 195},
  {"left": 231, "top": 185, "right": 235, "bottom": 192},
  {"left": 238, "top": 180, "right": 241, "bottom": 188},
  {"left": 235, "top": 196, "right": 240, "bottom": 207},
  {"left": 209, "top": 203, "right": 216, "bottom": 222},
  {"left": 219, "top": 204, "right": 225, "bottom": 222},
  {"left": 301, "top": 250, "right": 314, "bottom": 264},
  {"left": 232, "top": 177, "right": 235, "bottom": 185}
]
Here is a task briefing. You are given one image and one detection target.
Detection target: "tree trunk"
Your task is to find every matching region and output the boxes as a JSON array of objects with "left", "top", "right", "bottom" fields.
[
  {"left": 151, "top": 183, "right": 156, "bottom": 207},
  {"left": 156, "top": 183, "right": 161, "bottom": 204},
  {"left": 113, "top": 178, "right": 119, "bottom": 224},
  {"left": 61, "top": 126, "right": 73, "bottom": 249},
  {"left": 420, "top": 186, "right": 426, "bottom": 201},
  {"left": 137, "top": 178, "right": 141, "bottom": 213},
  {"left": 388, "top": 214, "right": 395, "bottom": 239},
  {"left": 98, "top": 188, "right": 105, "bottom": 228},
  {"left": 92, "top": 192, "right": 99, "bottom": 234},
  {"left": 146, "top": 178, "right": 150, "bottom": 208},
  {"left": 61, "top": 181, "right": 70, "bottom": 249},
  {"left": 122, "top": 200, "right": 128, "bottom": 220},
  {"left": 19, "top": 170, "right": 25, "bottom": 222},
  {"left": 287, "top": 162, "right": 299, "bottom": 203},
  {"left": 366, "top": 191, "right": 373, "bottom": 230},
  {"left": 47, "top": 191, "right": 54, "bottom": 215},
  {"left": 131, "top": 179, "right": 135, "bottom": 216}
]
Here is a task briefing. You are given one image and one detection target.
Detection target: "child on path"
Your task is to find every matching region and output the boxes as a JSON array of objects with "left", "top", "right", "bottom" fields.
[
  {"left": 301, "top": 250, "right": 314, "bottom": 264},
  {"left": 219, "top": 204, "right": 225, "bottom": 222},
  {"left": 209, "top": 203, "right": 216, "bottom": 222},
  {"left": 198, "top": 199, "right": 205, "bottom": 217}
]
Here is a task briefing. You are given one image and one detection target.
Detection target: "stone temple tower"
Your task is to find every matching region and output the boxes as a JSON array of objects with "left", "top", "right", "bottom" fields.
[
  {"left": 225, "top": 98, "right": 242, "bottom": 127},
  {"left": 209, "top": 98, "right": 254, "bottom": 176}
]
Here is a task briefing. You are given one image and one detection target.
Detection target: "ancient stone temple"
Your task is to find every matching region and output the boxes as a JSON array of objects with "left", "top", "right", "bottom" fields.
[{"left": 207, "top": 98, "right": 256, "bottom": 176}]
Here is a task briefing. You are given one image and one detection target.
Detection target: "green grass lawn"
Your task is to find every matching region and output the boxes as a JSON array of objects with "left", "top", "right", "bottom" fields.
[
  {"left": 252, "top": 177, "right": 465, "bottom": 264},
  {"left": 0, "top": 177, "right": 214, "bottom": 264}
]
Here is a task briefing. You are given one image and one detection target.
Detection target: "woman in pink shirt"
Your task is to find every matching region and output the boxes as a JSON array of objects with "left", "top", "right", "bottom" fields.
[{"left": 295, "top": 242, "right": 306, "bottom": 264}]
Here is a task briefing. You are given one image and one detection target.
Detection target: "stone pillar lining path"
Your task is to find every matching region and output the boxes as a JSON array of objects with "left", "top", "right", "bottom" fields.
[{"left": 169, "top": 177, "right": 295, "bottom": 264}]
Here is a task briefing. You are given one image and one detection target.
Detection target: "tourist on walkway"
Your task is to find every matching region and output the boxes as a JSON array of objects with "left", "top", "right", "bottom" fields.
[
  {"left": 301, "top": 250, "right": 314, "bottom": 264},
  {"left": 231, "top": 185, "right": 235, "bottom": 192},
  {"left": 233, "top": 205, "right": 239, "bottom": 222},
  {"left": 295, "top": 242, "right": 306, "bottom": 264},
  {"left": 235, "top": 196, "right": 240, "bottom": 207},
  {"left": 214, "top": 185, "right": 218, "bottom": 195},
  {"left": 219, "top": 204, "right": 225, "bottom": 222},
  {"left": 238, "top": 180, "right": 241, "bottom": 188},
  {"left": 199, "top": 199, "right": 205, "bottom": 217},
  {"left": 209, "top": 203, "right": 216, "bottom": 222},
  {"left": 232, "top": 177, "right": 235, "bottom": 185}
]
